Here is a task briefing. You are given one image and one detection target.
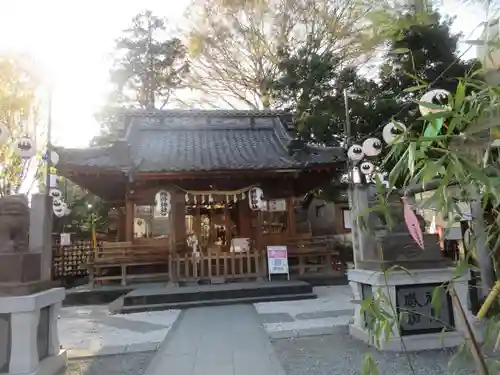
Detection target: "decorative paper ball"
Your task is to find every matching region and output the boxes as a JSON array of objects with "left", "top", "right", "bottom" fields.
[
  {"left": 360, "top": 161, "right": 375, "bottom": 175},
  {"left": 362, "top": 138, "right": 383, "bottom": 157},
  {"left": 419, "top": 89, "right": 450, "bottom": 116},
  {"left": 49, "top": 188, "right": 62, "bottom": 200},
  {"left": 347, "top": 144, "right": 364, "bottom": 161},
  {"left": 382, "top": 122, "right": 407, "bottom": 145},
  {"left": 14, "top": 137, "right": 36, "bottom": 159}
]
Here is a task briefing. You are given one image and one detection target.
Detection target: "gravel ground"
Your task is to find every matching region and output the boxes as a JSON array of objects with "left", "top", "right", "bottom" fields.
[
  {"left": 273, "top": 333, "right": 499, "bottom": 375},
  {"left": 64, "top": 352, "right": 155, "bottom": 375}
]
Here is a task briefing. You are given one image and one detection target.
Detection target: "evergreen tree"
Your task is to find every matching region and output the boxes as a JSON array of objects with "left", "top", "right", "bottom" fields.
[{"left": 94, "top": 11, "right": 189, "bottom": 143}]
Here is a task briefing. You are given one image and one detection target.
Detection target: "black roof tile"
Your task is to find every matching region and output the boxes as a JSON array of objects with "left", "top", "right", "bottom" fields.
[{"left": 55, "top": 110, "right": 345, "bottom": 174}]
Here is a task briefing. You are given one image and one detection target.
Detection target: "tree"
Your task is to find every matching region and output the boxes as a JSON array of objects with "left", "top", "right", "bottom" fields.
[
  {"left": 0, "top": 55, "right": 41, "bottom": 197},
  {"left": 95, "top": 10, "right": 190, "bottom": 141},
  {"left": 184, "top": 0, "right": 388, "bottom": 109},
  {"left": 272, "top": 11, "right": 479, "bottom": 147},
  {"left": 378, "top": 12, "right": 480, "bottom": 128}
]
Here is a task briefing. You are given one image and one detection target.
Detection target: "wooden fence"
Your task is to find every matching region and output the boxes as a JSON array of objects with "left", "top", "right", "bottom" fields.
[
  {"left": 174, "top": 251, "right": 263, "bottom": 282},
  {"left": 52, "top": 235, "right": 347, "bottom": 286}
]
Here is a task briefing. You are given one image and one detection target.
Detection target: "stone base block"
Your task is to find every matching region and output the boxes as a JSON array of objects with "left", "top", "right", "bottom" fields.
[
  {"left": 7, "top": 350, "right": 67, "bottom": 375},
  {"left": 0, "top": 253, "right": 41, "bottom": 284},
  {"left": 0, "top": 288, "right": 66, "bottom": 375},
  {"left": 347, "top": 268, "right": 482, "bottom": 352}
]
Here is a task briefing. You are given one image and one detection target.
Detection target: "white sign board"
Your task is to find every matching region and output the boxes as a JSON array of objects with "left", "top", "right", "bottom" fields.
[
  {"left": 268, "top": 199, "right": 286, "bottom": 212},
  {"left": 267, "top": 245, "right": 289, "bottom": 280},
  {"left": 60, "top": 233, "right": 71, "bottom": 246}
]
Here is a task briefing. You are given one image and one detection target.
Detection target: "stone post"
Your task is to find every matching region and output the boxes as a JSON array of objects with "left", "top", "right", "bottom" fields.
[
  {"left": 29, "top": 194, "right": 53, "bottom": 281},
  {"left": 0, "top": 195, "right": 66, "bottom": 375}
]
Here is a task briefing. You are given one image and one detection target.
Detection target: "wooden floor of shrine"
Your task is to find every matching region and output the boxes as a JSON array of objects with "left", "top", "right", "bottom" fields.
[{"left": 64, "top": 280, "right": 322, "bottom": 312}]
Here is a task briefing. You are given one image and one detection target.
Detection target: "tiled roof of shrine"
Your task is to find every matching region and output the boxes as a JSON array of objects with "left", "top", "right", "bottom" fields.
[{"left": 55, "top": 110, "right": 345, "bottom": 174}]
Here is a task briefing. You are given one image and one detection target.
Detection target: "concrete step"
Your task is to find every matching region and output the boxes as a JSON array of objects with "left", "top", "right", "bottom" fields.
[
  {"left": 114, "top": 292, "right": 317, "bottom": 314},
  {"left": 108, "top": 280, "right": 315, "bottom": 313}
]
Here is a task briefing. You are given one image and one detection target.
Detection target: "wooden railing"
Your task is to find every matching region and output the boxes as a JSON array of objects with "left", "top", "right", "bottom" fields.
[
  {"left": 280, "top": 235, "right": 346, "bottom": 278},
  {"left": 173, "top": 251, "right": 263, "bottom": 282},
  {"left": 88, "top": 241, "right": 169, "bottom": 286}
]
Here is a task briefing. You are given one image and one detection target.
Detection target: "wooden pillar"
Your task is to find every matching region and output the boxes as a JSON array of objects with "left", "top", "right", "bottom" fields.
[
  {"left": 238, "top": 200, "right": 252, "bottom": 238},
  {"left": 224, "top": 204, "right": 232, "bottom": 251},
  {"left": 117, "top": 207, "right": 125, "bottom": 242},
  {"left": 168, "top": 190, "right": 178, "bottom": 284},
  {"left": 125, "top": 199, "right": 134, "bottom": 242},
  {"left": 287, "top": 196, "right": 296, "bottom": 238},
  {"left": 256, "top": 211, "right": 266, "bottom": 278}
]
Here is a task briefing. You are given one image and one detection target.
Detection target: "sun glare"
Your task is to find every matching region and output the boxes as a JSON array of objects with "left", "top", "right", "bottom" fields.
[
  {"left": 0, "top": 0, "right": 483, "bottom": 149},
  {"left": 0, "top": 0, "right": 189, "bottom": 148}
]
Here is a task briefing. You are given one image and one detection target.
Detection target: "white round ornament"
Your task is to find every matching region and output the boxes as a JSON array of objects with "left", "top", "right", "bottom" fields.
[
  {"left": 360, "top": 161, "right": 375, "bottom": 175},
  {"left": 362, "top": 138, "right": 383, "bottom": 157},
  {"left": 419, "top": 89, "right": 450, "bottom": 116},
  {"left": 49, "top": 188, "right": 62, "bottom": 200},
  {"left": 382, "top": 122, "right": 407, "bottom": 145},
  {"left": 14, "top": 137, "right": 36, "bottom": 159},
  {"left": 347, "top": 144, "right": 364, "bottom": 161}
]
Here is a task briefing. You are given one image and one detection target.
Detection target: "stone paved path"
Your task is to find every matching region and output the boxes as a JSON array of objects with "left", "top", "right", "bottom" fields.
[{"left": 145, "top": 305, "right": 286, "bottom": 375}]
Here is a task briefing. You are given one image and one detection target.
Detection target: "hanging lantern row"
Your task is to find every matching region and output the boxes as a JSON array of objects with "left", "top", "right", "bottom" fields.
[
  {"left": 154, "top": 190, "right": 171, "bottom": 218},
  {"left": 184, "top": 191, "right": 247, "bottom": 206},
  {"left": 345, "top": 89, "right": 451, "bottom": 186},
  {"left": 48, "top": 164, "right": 70, "bottom": 218}
]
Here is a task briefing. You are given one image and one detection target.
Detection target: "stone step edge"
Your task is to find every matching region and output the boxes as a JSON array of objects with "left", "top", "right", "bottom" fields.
[
  {"left": 268, "top": 324, "right": 350, "bottom": 340},
  {"left": 113, "top": 293, "right": 317, "bottom": 314}
]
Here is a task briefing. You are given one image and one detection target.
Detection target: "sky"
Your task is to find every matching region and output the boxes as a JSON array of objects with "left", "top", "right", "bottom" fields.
[{"left": 0, "top": 0, "right": 490, "bottom": 148}]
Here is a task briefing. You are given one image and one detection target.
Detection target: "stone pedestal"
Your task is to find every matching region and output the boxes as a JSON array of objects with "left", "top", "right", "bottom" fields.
[
  {"left": 0, "top": 288, "right": 66, "bottom": 375},
  {"left": 348, "top": 268, "right": 481, "bottom": 351}
]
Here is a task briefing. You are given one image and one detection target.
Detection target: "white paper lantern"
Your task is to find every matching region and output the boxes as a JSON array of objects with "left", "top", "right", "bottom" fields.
[
  {"left": 154, "top": 190, "right": 171, "bottom": 217},
  {"left": 382, "top": 122, "right": 407, "bottom": 145},
  {"left": 14, "top": 137, "right": 36, "bottom": 159},
  {"left": 249, "top": 187, "right": 264, "bottom": 211},
  {"left": 54, "top": 208, "right": 65, "bottom": 217},
  {"left": 362, "top": 138, "right": 383, "bottom": 157},
  {"left": 49, "top": 188, "right": 62, "bottom": 200},
  {"left": 419, "top": 89, "right": 450, "bottom": 116},
  {"left": 52, "top": 198, "right": 63, "bottom": 210},
  {"left": 0, "top": 122, "right": 9, "bottom": 145},
  {"left": 360, "top": 161, "right": 375, "bottom": 175},
  {"left": 347, "top": 144, "right": 364, "bottom": 161}
]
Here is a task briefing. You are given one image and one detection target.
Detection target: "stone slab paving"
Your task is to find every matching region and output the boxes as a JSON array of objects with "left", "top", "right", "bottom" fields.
[
  {"left": 254, "top": 285, "right": 354, "bottom": 338},
  {"left": 145, "top": 305, "right": 286, "bottom": 375},
  {"left": 273, "top": 334, "right": 495, "bottom": 375},
  {"left": 59, "top": 305, "right": 181, "bottom": 358},
  {"left": 64, "top": 352, "right": 155, "bottom": 375}
]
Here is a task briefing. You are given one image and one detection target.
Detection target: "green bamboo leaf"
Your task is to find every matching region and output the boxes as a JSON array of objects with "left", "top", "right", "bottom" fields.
[
  {"left": 454, "top": 81, "right": 466, "bottom": 111},
  {"left": 403, "top": 84, "right": 427, "bottom": 93},
  {"left": 391, "top": 47, "right": 410, "bottom": 54},
  {"left": 415, "top": 100, "right": 444, "bottom": 110},
  {"left": 431, "top": 286, "right": 442, "bottom": 317},
  {"left": 408, "top": 142, "right": 416, "bottom": 176}
]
